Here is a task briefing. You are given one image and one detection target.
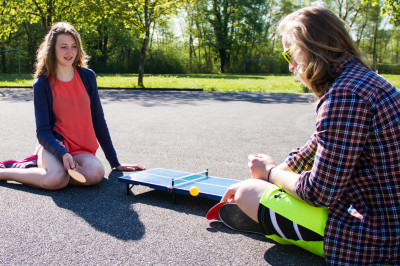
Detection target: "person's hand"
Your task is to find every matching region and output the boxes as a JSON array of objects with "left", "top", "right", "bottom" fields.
[
  {"left": 62, "top": 152, "right": 76, "bottom": 171},
  {"left": 221, "top": 183, "right": 240, "bottom": 203},
  {"left": 248, "top": 154, "right": 276, "bottom": 180},
  {"left": 115, "top": 164, "right": 146, "bottom": 171}
]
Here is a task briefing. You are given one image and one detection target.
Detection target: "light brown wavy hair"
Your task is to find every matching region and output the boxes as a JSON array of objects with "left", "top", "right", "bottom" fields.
[
  {"left": 34, "top": 22, "right": 89, "bottom": 80},
  {"left": 277, "top": 6, "right": 364, "bottom": 97}
]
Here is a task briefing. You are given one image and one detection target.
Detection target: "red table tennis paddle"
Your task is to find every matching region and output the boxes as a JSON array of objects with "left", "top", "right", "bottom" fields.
[
  {"left": 68, "top": 168, "right": 86, "bottom": 183},
  {"left": 206, "top": 201, "right": 227, "bottom": 220}
]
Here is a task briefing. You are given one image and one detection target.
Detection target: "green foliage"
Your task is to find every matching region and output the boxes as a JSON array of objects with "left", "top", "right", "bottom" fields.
[
  {"left": 0, "top": 0, "right": 399, "bottom": 76},
  {"left": 377, "top": 64, "right": 400, "bottom": 74},
  {"left": 113, "top": 0, "right": 187, "bottom": 85},
  {"left": 382, "top": 0, "right": 400, "bottom": 26},
  {"left": 146, "top": 50, "right": 187, "bottom": 74},
  {"left": 362, "top": 0, "right": 400, "bottom": 25},
  {"left": 203, "top": 0, "right": 274, "bottom": 73}
]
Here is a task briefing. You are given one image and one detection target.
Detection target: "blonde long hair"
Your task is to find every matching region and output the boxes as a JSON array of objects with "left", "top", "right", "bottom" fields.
[
  {"left": 34, "top": 22, "right": 89, "bottom": 80},
  {"left": 277, "top": 6, "right": 363, "bottom": 97}
]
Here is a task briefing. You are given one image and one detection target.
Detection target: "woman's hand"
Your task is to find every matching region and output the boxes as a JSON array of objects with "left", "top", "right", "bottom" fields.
[
  {"left": 221, "top": 183, "right": 240, "bottom": 203},
  {"left": 62, "top": 152, "right": 76, "bottom": 171},
  {"left": 115, "top": 164, "right": 146, "bottom": 171},
  {"left": 248, "top": 154, "right": 277, "bottom": 181}
]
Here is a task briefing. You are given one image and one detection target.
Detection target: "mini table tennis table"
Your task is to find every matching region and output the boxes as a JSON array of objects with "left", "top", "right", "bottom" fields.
[{"left": 118, "top": 168, "right": 240, "bottom": 201}]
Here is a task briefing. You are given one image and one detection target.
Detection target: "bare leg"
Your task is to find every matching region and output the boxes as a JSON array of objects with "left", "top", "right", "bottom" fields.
[
  {"left": 0, "top": 146, "right": 69, "bottom": 190},
  {"left": 233, "top": 179, "right": 274, "bottom": 222},
  {"left": 70, "top": 153, "right": 104, "bottom": 186}
]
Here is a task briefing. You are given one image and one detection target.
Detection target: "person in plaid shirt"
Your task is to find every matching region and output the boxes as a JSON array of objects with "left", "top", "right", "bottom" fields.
[{"left": 221, "top": 6, "right": 400, "bottom": 265}]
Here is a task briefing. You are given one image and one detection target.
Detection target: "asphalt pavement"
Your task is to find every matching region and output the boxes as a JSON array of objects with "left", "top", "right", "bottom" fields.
[{"left": 0, "top": 88, "right": 325, "bottom": 265}]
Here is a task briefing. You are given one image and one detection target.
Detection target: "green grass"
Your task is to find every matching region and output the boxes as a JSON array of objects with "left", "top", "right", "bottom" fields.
[
  {"left": 0, "top": 74, "right": 33, "bottom": 87},
  {"left": 96, "top": 74, "right": 305, "bottom": 93},
  {"left": 1, "top": 73, "right": 400, "bottom": 93},
  {"left": 381, "top": 74, "right": 400, "bottom": 88}
]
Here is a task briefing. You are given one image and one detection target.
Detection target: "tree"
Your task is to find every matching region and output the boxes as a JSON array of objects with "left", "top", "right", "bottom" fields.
[
  {"left": 362, "top": 0, "right": 400, "bottom": 30},
  {"left": 74, "top": 0, "right": 125, "bottom": 72},
  {"left": 205, "top": 0, "right": 276, "bottom": 73},
  {"left": 371, "top": 2, "right": 381, "bottom": 70},
  {"left": 1, "top": 0, "right": 398, "bottom": 75},
  {"left": 207, "top": 0, "right": 235, "bottom": 73},
  {"left": 381, "top": 0, "right": 400, "bottom": 26},
  {"left": 0, "top": 1, "right": 18, "bottom": 41},
  {"left": 0, "top": 0, "right": 79, "bottom": 68},
  {"left": 0, "top": 1, "right": 22, "bottom": 73},
  {"left": 229, "top": 0, "right": 274, "bottom": 71},
  {"left": 181, "top": 0, "right": 215, "bottom": 73},
  {"left": 119, "top": 0, "right": 186, "bottom": 87}
]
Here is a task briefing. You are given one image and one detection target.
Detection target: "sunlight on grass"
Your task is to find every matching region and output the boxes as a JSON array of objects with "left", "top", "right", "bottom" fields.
[
  {"left": 1, "top": 73, "right": 399, "bottom": 93},
  {"left": 96, "top": 74, "right": 304, "bottom": 93}
]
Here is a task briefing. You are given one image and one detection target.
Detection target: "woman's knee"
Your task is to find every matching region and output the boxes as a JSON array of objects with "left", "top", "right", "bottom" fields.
[
  {"left": 83, "top": 164, "right": 105, "bottom": 185},
  {"left": 40, "top": 170, "right": 69, "bottom": 190},
  {"left": 36, "top": 146, "right": 69, "bottom": 190},
  {"left": 73, "top": 154, "right": 105, "bottom": 185},
  {"left": 231, "top": 179, "right": 272, "bottom": 222},
  {"left": 234, "top": 179, "right": 271, "bottom": 207},
  {"left": 235, "top": 179, "right": 269, "bottom": 201}
]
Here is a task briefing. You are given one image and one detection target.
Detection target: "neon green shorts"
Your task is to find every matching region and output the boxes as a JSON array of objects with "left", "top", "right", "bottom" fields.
[{"left": 258, "top": 185, "right": 328, "bottom": 257}]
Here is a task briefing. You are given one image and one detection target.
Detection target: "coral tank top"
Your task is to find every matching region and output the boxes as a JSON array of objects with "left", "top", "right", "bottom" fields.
[{"left": 49, "top": 68, "right": 99, "bottom": 156}]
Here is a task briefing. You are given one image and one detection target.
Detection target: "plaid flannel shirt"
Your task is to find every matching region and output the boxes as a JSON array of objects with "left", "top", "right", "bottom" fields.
[{"left": 286, "top": 58, "right": 400, "bottom": 265}]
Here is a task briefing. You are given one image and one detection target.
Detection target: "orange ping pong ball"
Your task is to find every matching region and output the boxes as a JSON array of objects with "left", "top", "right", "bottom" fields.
[{"left": 190, "top": 186, "right": 200, "bottom": 196}]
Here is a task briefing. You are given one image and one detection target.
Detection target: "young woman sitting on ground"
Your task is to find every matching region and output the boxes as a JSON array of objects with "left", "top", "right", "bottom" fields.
[{"left": 0, "top": 22, "right": 145, "bottom": 189}]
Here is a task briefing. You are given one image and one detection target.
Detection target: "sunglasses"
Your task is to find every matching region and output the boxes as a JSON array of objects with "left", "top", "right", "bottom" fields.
[{"left": 282, "top": 48, "right": 292, "bottom": 65}]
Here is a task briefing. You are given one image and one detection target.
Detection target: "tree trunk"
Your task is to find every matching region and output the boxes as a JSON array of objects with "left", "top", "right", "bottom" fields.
[
  {"left": 219, "top": 48, "right": 227, "bottom": 73},
  {"left": 21, "top": 22, "right": 38, "bottom": 69},
  {"left": 372, "top": 7, "right": 380, "bottom": 72},
  {"left": 100, "top": 34, "right": 108, "bottom": 73},
  {"left": 138, "top": 35, "right": 150, "bottom": 87},
  {"left": 0, "top": 45, "right": 6, "bottom": 73},
  {"left": 189, "top": 35, "right": 193, "bottom": 72},
  {"left": 138, "top": 0, "right": 150, "bottom": 87}
]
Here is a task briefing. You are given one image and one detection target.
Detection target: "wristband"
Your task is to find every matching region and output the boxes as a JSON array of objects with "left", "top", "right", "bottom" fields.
[{"left": 267, "top": 167, "right": 275, "bottom": 183}]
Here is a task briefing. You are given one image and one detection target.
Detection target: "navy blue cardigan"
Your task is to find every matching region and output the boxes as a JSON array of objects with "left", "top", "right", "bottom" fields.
[{"left": 33, "top": 67, "right": 120, "bottom": 168}]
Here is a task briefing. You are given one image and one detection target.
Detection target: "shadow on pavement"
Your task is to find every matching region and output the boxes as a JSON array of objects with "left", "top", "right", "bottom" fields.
[
  {"left": 207, "top": 220, "right": 269, "bottom": 241},
  {"left": 206, "top": 220, "right": 325, "bottom": 265},
  {"left": 0, "top": 88, "right": 314, "bottom": 106},
  {"left": 119, "top": 177, "right": 219, "bottom": 217},
  {"left": 1, "top": 172, "right": 146, "bottom": 241},
  {"left": 0, "top": 89, "right": 33, "bottom": 102},
  {"left": 99, "top": 90, "right": 314, "bottom": 106},
  {"left": 264, "top": 245, "right": 325, "bottom": 265}
]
